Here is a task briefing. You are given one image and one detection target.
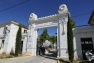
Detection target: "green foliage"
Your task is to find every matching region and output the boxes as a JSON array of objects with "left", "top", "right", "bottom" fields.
[
  {"left": 2, "top": 52, "right": 6, "bottom": 55},
  {"left": 15, "top": 25, "right": 22, "bottom": 56},
  {"left": 67, "top": 15, "right": 74, "bottom": 63},
  {"left": 39, "top": 28, "right": 57, "bottom": 46},
  {"left": 40, "top": 28, "right": 49, "bottom": 42},
  {"left": 6, "top": 55, "right": 15, "bottom": 58},
  {"left": 70, "top": 18, "right": 75, "bottom": 28},
  {"left": 49, "top": 35, "right": 57, "bottom": 44}
]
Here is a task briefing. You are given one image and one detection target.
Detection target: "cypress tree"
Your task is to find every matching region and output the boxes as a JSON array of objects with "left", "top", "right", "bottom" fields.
[
  {"left": 15, "top": 25, "right": 22, "bottom": 56},
  {"left": 67, "top": 15, "right": 74, "bottom": 63}
]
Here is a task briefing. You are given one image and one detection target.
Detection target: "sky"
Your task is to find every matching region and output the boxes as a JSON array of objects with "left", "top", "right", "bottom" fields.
[{"left": 0, "top": 0, "right": 94, "bottom": 36}]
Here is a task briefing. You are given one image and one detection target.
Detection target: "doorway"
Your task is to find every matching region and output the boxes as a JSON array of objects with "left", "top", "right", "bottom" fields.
[
  {"left": 81, "top": 38, "right": 94, "bottom": 60},
  {"left": 20, "top": 41, "right": 23, "bottom": 54}
]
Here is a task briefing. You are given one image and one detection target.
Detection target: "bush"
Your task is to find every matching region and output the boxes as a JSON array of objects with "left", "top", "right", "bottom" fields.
[
  {"left": 2, "top": 52, "right": 6, "bottom": 55},
  {"left": 6, "top": 55, "right": 15, "bottom": 58}
]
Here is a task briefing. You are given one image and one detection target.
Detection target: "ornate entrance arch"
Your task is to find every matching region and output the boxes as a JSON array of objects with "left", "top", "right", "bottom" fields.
[{"left": 27, "top": 4, "right": 69, "bottom": 58}]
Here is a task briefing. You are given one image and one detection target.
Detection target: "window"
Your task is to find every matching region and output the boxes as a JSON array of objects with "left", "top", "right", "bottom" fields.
[
  {"left": 3, "top": 27, "right": 8, "bottom": 34},
  {"left": 3, "top": 27, "right": 6, "bottom": 34},
  {"left": 6, "top": 27, "right": 8, "bottom": 30},
  {"left": 2, "top": 40, "right": 4, "bottom": 44},
  {"left": 24, "top": 30, "right": 27, "bottom": 33},
  {"left": 81, "top": 38, "right": 93, "bottom": 44},
  {"left": 0, "top": 40, "right": 5, "bottom": 49}
]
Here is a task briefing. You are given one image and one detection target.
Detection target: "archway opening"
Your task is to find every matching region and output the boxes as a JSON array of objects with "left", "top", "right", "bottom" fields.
[{"left": 36, "top": 27, "right": 57, "bottom": 58}]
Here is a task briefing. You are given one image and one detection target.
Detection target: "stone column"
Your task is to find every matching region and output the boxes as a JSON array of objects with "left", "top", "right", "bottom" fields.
[
  {"left": 57, "top": 17, "right": 68, "bottom": 58},
  {"left": 27, "top": 24, "right": 38, "bottom": 56},
  {"left": 57, "top": 27, "right": 60, "bottom": 57},
  {"left": 32, "top": 29, "right": 38, "bottom": 56}
]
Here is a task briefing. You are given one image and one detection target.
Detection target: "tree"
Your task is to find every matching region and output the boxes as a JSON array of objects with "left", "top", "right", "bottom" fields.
[
  {"left": 40, "top": 28, "right": 49, "bottom": 43},
  {"left": 70, "top": 18, "right": 75, "bottom": 28},
  {"left": 49, "top": 35, "right": 57, "bottom": 44},
  {"left": 15, "top": 25, "right": 22, "bottom": 56},
  {"left": 49, "top": 35, "right": 57, "bottom": 48},
  {"left": 67, "top": 15, "right": 74, "bottom": 63}
]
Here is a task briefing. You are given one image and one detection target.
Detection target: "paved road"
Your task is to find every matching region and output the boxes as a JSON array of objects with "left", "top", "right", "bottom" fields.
[
  {"left": 0, "top": 49, "right": 57, "bottom": 63},
  {"left": 0, "top": 56, "right": 57, "bottom": 63},
  {"left": 26, "top": 56, "right": 57, "bottom": 63}
]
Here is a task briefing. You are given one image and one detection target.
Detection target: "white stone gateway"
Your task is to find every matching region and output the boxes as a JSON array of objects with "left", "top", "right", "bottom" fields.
[{"left": 27, "top": 4, "right": 69, "bottom": 58}]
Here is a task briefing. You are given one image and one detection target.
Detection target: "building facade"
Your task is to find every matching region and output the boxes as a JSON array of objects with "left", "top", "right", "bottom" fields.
[
  {"left": 0, "top": 21, "right": 28, "bottom": 54},
  {"left": 73, "top": 10, "right": 94, "bottom": 60}
]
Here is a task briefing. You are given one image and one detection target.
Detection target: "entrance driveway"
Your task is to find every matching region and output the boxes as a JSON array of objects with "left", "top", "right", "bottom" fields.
[
  {"left": 0, "top": 49, "right": 57, "bottom": 63},
  {"left": 26, "top": 56, "right": 57, "bottom": 63},
  {"left": 0, "top": 56, "right": 57, "bottom": 63}
]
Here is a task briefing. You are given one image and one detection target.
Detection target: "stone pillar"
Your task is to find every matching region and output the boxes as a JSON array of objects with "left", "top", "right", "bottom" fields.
[
  {"left": 32, "top": 29, "right": 38, "bottom": 56},
  {"left": 27, "top": 24, "right": 38, "bottom": 56},
  {"left": 57, "top": 27, "right": 60, "bottom": 57},
  {"left": 57, "top": 17, "right": 68, "bottom": 58}
]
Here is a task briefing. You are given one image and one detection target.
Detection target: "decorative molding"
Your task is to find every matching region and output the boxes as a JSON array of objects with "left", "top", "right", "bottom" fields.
[
  {"left": 38, "top": 14, "right": 57, "bottom": 20},
  {"left": 58, "top": 4, "right": 68, "bottom": 14},
  {"left": 74, "top": 29, "right": 94, "bottom": 34},
  {"left": 59, "top": 18, "right": 67, "bottom": 35},
  {"left": 29, "top": 13, "right": 37, "bottom": 21},
  {"left": 35, "top": 22, "right": 58, "bottom": 29},
  {"left": 75, "top": 31, "right": 94, "bottom": 34}
]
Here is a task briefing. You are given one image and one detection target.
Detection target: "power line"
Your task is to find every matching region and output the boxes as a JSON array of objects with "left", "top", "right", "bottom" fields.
[
  {"left": 0, "top": 0, "right": 93, "bottom": 26},
  {"left": 76, "top": 24, "right": 94, "bottom": 27},
  {"left": 0, "top": 0, "right": 92, "bottom": 19},
  {"left": 71, "top": 12, "right": 91, "bottom": 18},
  {"left": 76, "top": 24, "right": 90, "bottom": 27},
  {"left": 0, "top": 0, "right": 30, "bottom": 13}
]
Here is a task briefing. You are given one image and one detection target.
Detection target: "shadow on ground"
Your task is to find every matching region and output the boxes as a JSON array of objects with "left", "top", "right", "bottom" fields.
[
  {"left": 79, "top": 61, "right": 93, "bottom": 63},
  {"left": 59, "top": 60, "right": 93, "bottom": 63},
  {"left": 39, "top": 49, "right": 94, "bottom": 63},
  {"left": 41, "top": 49, "right": 57, "bottom": 60}
]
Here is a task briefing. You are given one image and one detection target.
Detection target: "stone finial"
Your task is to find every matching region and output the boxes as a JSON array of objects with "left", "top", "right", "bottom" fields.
[
  {"left": 29, "top": 13, "right": 37, "bottom": 21},
  {"left": 58, "top": 4, "right": 68, "bottom": 14}
]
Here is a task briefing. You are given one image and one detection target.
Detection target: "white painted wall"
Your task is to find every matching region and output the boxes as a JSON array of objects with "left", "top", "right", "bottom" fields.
[
  {"left": 0, "top": 21, "right": 28, "bottom": 54},
  {"left": 0, "top": 27, "right": 4, "bottom": 53},
  {"left": 0, "top": 27, "right": 4, "bottom": 36},
  {"left": 0, "top": 24, "right": 11, "bottom": 53},
  {"left": 22, "top": 34, "right": 28, "bottom": 54},
  {"left": 5, "top": 24, "right": 19, "bottom": 53},
  {"left": 73, "top": 27, "right": 94, "bottom": 59}
]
